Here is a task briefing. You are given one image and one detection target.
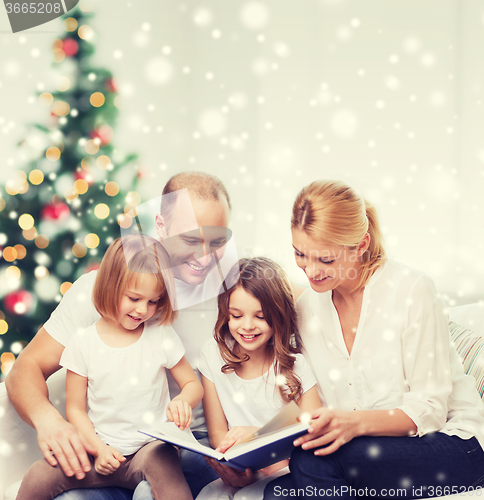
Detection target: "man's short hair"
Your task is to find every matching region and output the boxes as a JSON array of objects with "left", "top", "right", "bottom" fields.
[{"left": 160, "top": 171, "right": 231, "bottom": 232}]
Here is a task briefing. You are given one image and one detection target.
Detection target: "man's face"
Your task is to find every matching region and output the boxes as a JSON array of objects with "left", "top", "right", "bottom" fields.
[{"left": 157, "top": 196, "right": 231, "bottom": 286}]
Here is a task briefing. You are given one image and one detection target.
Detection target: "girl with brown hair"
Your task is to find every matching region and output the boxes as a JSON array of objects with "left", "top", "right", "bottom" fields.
[{"left": 198, "top": 257, "right": 321, "bottom": 495}]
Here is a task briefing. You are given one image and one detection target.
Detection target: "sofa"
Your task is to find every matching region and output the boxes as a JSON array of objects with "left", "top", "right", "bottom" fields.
[{"left": 1, "top": 302, "right": 483, "bottom": 500}]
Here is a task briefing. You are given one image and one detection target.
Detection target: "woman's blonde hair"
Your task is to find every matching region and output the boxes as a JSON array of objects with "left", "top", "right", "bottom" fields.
[
  {"left": 291, "top": 180, "right": 386, "bottom": 291},
  {"left": 92, "top": 234, "right": 177, "bottom": 326},
  {"left": 215, "top": 257, "right": 303, "bottom": 403}
]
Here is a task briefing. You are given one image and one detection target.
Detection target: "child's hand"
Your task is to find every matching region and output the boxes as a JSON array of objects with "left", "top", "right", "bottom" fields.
[
  {"left": 216, "top": 426, "right": 260, "bottom": 453},
  {"left": 94, "top": 445, "right": 125, "bottom": 475},
  {"left": 167, "top": 399, "right": 192, "bottom": 430}
]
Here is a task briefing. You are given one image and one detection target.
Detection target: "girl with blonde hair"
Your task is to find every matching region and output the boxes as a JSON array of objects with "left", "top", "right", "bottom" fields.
[
  {"left": 264, "top": 180, "right": 484, "bottom": 499},
  {"left": 17, "top": 235, "right": 203, "bottom": 500}
]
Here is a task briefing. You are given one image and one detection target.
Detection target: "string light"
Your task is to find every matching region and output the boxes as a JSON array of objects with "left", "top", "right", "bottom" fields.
[
  {"left": 52, "top": 101, "right": 70, "bottom": 117},
  {"left": 96, "top": 155, "right": 111, "bottom": 170},
  {"left": 14, "top": 244, "right": 26, "bottom": 259},
  {"left": 64, "top": 17, "right": 78, "bottom": 32},
  {"left": 74, "top": 179, "right": 89, "bottom": 194},
  {"left": 23, "top": 227, "right": 38, "bottom": 240},
  {"left": 0, "top": 320, "right": 7, "bottom": 335},
  {"left": 18, "top": 214, "right": 34, "bottom": 230},
  {"left": 60, "top": 282, "right": 72, "bottom": 295},
  {"left": 2, "top": 247, "right": 17, "bottom": 262},
  {"left": 35, "top": 266, "right": 49, "bottom": 281},
  {"left": 90, "top": 92, "right": 105, "bottom": 107},
  {"left": 78, "top": 25, "right": 94, "bottom": 40},
  {"left": 29, "top": 169, "right": 44, "bottom": 185},
  {"left": 85, "top": 233, "right": 100, "bottom": 248},
  {"left": 84, "top": 140, "right": 99, "bottom": 155},
  {"left": 6, "top": 266, "right": 21, "bottom": 280},
  {"left": 72, "top": 242, "right": 87, "bottom": 258},
  {"left": 39, "top": 92, "right": 54, "bottom": 107},
  {"left": 105, "top": 181, "right": 119, "bottom": 196},
  {"left": 35, "top": 235, "right": 49, "bottom": 249},
  {"left": 46, "top": 147, "right": 61, "bottom": 161},
  {"left": 118, "top": 213, "right": 133, "bottom": 229},
  {"left": 94, "top": 203, "right": 110, "bottom": 219},
  {"left": 81, "top": 156, "right": 95, "bottom": 170}
]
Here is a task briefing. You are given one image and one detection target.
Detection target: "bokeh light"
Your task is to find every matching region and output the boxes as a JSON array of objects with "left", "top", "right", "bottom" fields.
[
  {"left": 96, "top": 155, "right": 112, "bottom": 170},
  {"left": 2, "top": 247, "right": 17, "bottom": 262},
  {"left": 105, "top": 181, "right": 119, "bottom": 196},
  {"left": 46, "top": 147, "right": 61, "bottom": 161},
  {"left": 72, "top": 242, "right": 87, "bottom": 258},
  {"left": 29, "top": 169, "right": 44, "bottom": 185},
  {"left": 18, "top": 214, "right": 34, "bottom": 230},
  {"left": 94, "top": 203, "right": 110, "bottom": 219},
  {"left": 60, "top": 282, "right": 72, "bottom": 295},
  {"left": 74, "top": 179, "right": 89, "bottom": 194},
  {"left": 85, "top": 233, "right": 100, "bottom": 248},
  {"left": 64, "top": 17, "right": 78, "bottom": 32},
  {"left": 35, "top": 235, "right": 49, "bottom": 249},
  {"left": 90, "top": 92, "right": 105, "bottom": 107}
]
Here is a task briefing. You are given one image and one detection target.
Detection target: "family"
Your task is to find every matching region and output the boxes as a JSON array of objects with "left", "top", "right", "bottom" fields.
[{"left": 6, "top": 171, "right": 484, "bottom": 500}]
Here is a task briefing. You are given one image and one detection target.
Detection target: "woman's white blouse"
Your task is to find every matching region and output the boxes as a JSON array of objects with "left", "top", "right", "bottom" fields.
[{"left": 297, "top": 259, "right": 484, "bottom": 446}]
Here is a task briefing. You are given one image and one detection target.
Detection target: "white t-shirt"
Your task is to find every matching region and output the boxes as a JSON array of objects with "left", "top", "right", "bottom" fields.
[
  {"left": 60, "top": 323, "right": 184, "bottom": 455},
  {"left": 297, "top": 259, "right": 484, "bottom": 447},
  {"left": 44, "top": 270, "right": 218, "bottom": 432},
  {"left": 198, "top": 338, "right": 317, "bottom": 428}
]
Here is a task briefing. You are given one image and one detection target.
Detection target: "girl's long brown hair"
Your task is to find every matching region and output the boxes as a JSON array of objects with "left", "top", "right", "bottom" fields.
[{"left": 215, "top": 257, "right": 303, "bottom": 403}]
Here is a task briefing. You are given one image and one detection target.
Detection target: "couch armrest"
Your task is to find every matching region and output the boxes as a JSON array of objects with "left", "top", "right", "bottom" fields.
[{"left": 0, "top": 368, "right": 66, "bottom": 499}]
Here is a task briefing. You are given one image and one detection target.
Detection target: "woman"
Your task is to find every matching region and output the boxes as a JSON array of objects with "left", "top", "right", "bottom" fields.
[{"left": 264, "top": 180, "right": 484, "bottom": 499}]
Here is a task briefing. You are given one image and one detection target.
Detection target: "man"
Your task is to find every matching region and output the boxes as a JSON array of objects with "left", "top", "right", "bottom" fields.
[{"left": 6, "top": 171, "right": 232, "bottom": 500}]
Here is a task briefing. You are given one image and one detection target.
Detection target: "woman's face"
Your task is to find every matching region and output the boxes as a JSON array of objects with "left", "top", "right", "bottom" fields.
[{"left": 291, "top": 228, "right": 368, "bottom": 294}]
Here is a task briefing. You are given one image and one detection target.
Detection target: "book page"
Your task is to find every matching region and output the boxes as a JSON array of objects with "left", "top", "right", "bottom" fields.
[
  {"left": 139, "top": 422, "right": 224, "bottom": 460},
  {"left": 232, "top": 401, "right": 311, "bottom": 447}
]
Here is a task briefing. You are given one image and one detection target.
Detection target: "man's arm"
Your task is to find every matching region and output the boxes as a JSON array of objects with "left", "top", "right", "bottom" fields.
[{"left": 5, "top": 327, "right": 94, "bottom": 478}]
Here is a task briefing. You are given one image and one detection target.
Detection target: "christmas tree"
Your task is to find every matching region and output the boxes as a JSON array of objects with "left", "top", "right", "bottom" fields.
[{"left": 0, "top": 7, "right": 140, "bottom": 377}]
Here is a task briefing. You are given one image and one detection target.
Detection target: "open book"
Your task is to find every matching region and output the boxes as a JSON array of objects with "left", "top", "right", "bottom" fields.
[{"left": 139, "top": 401, "right": 310, "bottom": 471}]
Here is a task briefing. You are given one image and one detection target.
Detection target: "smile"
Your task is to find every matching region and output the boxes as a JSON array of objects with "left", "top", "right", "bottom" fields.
[
  {"left": 186, "top": 262, "right": 209, "bottom": 271},
  {"left": 311, "top": 276, "right": 328, "bottom": 282},
  {"left": 128, "top": 315, "right": 142, "bottom": 322},
  {"left": 239, "top": 333, "right": 261, "bottom": 340}
]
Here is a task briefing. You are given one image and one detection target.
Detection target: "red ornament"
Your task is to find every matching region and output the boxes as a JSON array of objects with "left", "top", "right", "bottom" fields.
[
  {"left": 40, "top": 202, "right": 70, "bottom": 221},
  {"left": 84, "top": 262, "right": 101, "bottom": 274},
  {"left": 105, "top": 77, "right": 117, "bottom": 93},
  {"left": 90, "top": 125, "right": 113, "bottom": 146},
  {"left": 62, "top": 38, "right": 79, "bottom": 57},
  {"left": 4, "top": 290, "right": 34, "bottom": 315}
]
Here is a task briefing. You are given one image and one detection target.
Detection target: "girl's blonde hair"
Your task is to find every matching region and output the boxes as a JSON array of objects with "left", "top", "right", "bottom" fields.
[
  {"left": 215, "top": 257, "right": 303, "bottom": 403},
  {"left": 291, "top": 180, "right": 386, "bottom": 291},
  {"left": 92, "top": 234, "right": 177, "bottom": 326}
]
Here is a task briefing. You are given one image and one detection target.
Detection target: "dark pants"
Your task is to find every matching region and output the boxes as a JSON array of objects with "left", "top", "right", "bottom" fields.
[{"left": 264, "top": 434, "right": 484, "bottom": 499}]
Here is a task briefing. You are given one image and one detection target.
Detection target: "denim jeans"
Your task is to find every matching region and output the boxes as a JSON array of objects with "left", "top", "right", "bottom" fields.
[
  {"left": 263, "top": 434, "right": 484, "bottom": 499},
  {"left": 54, "top": 432, "right": 218, "bottom": 500}
]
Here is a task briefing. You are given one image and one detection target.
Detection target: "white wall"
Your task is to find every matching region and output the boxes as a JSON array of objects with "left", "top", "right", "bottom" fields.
[{"left": 1, "top": 0, "right": 483, "bottom": 302}]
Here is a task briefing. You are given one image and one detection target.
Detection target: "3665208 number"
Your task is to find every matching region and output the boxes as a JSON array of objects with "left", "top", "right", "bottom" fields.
[{"left": 5, "top": 3, "right": 62, "bottom": 14}]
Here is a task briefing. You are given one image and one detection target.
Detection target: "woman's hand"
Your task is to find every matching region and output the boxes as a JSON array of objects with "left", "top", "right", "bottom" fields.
[
  {"left": 167, "top": 399, "right": 192, "bottom": 430},
  {"left": 94, "top": 445, "right": 125, "bottom": 475},
  {"left": 294, "top": 407, "right": 361, "bottom": 456},
  {"left": 205, "top": 457, "right": 258, "bottom": 487},
  {"left": 216, "top": 426, "right": 260, "bottom": 453}
]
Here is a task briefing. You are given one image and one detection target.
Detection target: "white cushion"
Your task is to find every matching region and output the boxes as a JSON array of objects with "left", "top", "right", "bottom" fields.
[
  {"left": 449, "top": 303, "right": 484, "bottom": 336},
  {"left": 3, "top": 480, "right": 21, "bottom": 500}
]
